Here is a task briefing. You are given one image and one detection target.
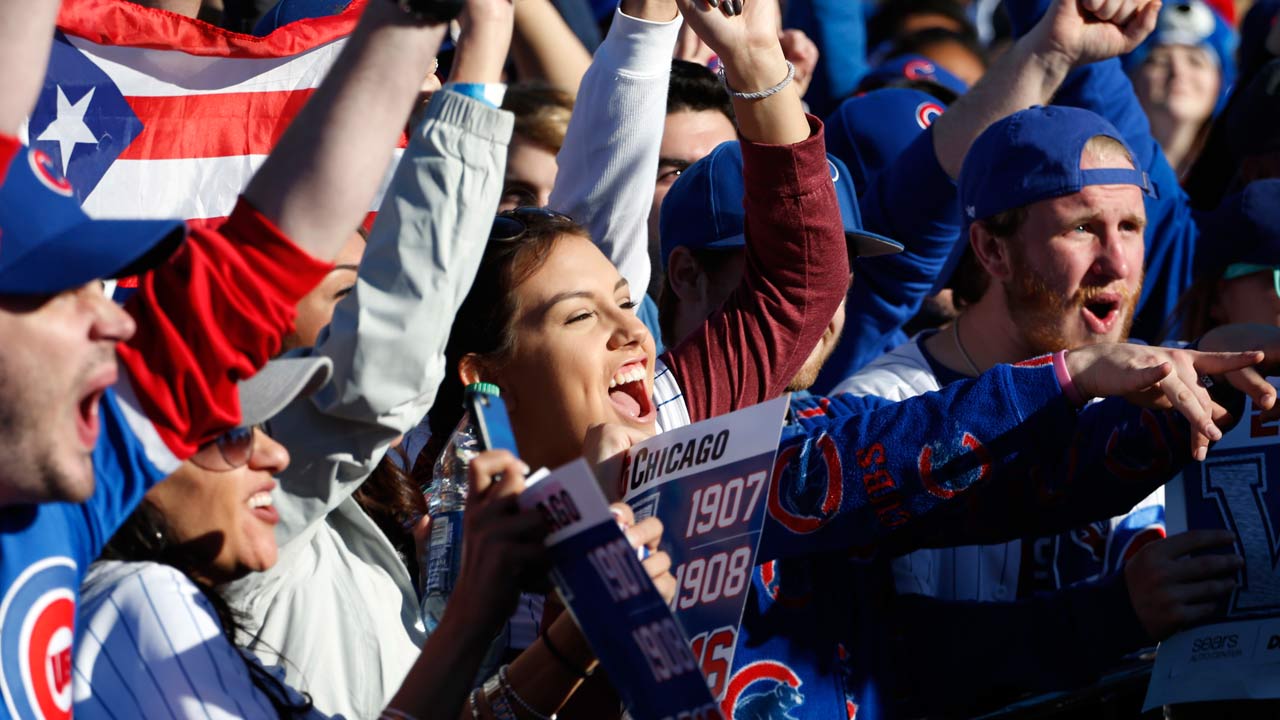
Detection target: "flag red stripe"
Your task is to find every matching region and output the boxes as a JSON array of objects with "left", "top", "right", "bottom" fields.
[
  {"left": 57, "top": 0, "right": 364, "bottom": 59},
  {"left": 118, "top": 90, "right": 315, "bottom": 159},
  {"left": 118, "top": 91, "right": 410, "bottom": 159}
]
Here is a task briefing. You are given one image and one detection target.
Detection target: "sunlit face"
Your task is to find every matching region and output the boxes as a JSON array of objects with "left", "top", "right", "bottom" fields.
[
  {"left": 484, "top": 235, "right": 658, "bottom": 470},
  {"left": 998, "top": 150, "right": 1147, "bottom": 354},
  {"left": 500, "top": 138, "right": 559, "bottom": 211},
  {"left": 285, "top": 231, "right": 364, "bottom": 351},
  {"left": 146, "top": 428, "right": 290, "bottom": 585},
  {"left": 1214, "top": 270, "right": 1280, "bottom": 327},
  {"left": 649, "top": 110, "right": 738, "bottom": 287},
  {"left": 0, "top": 283, "right": 135, "bottom": 506},
  {"left": 1133, "top": 44, "right": 1220, "bottom": 124}
]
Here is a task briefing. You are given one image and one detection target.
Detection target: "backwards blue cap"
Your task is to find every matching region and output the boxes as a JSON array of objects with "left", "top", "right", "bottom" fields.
[
  {"left": 0, "top": 138, "right": 184, "bottom": 294},
  {"left": 932, "top": 106, "right": 1153, "bottom": 294},
  {"left": 825, "top": 88, "right": 947, "bottom": 197},
  {"left": 1124, "top": 1, "right": 1238, "bottom": 110},
  {"left": 659, "top": 141, "right": 902, "bottom": 269},
  {"left": 858, "top": 54, "right": 970, "bottom": 99}
]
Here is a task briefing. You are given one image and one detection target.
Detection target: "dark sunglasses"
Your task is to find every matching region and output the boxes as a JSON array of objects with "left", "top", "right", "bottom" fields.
[
  {"left": 489, "top": 207, "right": 575, "bottom": 243},
  {"left": 189, "top": 425, "right": 263, "bottom": 472}
]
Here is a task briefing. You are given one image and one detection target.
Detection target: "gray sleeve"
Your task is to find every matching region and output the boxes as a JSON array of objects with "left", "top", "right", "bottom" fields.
[{"left": 266, "top": 90, "right": 513, "bottom": 546}]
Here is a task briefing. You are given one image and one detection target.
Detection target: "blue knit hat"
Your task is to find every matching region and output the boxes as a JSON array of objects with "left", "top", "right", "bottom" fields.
[{"left": 1123, "top": 1, "right": 1239, "bottom": 111}]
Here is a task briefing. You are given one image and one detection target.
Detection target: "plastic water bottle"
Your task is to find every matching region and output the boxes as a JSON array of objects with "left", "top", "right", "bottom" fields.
[{"left": 420, "top": 382, "right": 500, "bottom": 633}]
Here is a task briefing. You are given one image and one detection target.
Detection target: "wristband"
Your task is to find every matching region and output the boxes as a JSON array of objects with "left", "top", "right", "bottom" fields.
[
  {"left": 443, "top": 82, "right": 507, "bottom": 109},
  {"left": 1053, "top": 350, "right": 1087, "bottom": 407}
]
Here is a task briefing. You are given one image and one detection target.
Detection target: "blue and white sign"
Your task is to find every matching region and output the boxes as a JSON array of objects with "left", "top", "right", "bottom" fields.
[
  {"left": 623, "top": 397, "right": 789, "bottom": 702},
  {"left": 521, "top": 460, "right": 722, "bottom": 720},
  {"left": 1146, "top": 380, "right": 1280, "bottom": 708}
]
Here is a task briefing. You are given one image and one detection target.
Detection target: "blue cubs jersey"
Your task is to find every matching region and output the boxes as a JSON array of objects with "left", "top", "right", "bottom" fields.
[
  {"left": 719, "top": 362, "right": 1202, "bottom": 719},
  {"left": 0, "top": 388, "right": 164, "bottom": 720}
]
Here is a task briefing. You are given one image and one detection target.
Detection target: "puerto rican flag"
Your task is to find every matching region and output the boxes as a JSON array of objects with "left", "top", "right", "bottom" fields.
[{"left": 23, "top": 0, "right": 370, "bottom": 227}]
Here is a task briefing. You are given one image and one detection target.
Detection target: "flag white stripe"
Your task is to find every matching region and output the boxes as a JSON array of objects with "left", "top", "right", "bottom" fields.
[
  {"left": 67, "top": 35, "right": 345, "bottom": 98},
  {"left": 82, "top": 150, "right": 404, "bottom": 220}
]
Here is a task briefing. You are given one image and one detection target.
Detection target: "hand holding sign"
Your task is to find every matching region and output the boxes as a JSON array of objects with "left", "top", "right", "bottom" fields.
[{"left": 1125, "top": 530, "right": 1242, "bottom": 640}]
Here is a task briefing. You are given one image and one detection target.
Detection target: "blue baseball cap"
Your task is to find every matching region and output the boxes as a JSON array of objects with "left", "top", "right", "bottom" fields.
[
  {"left": 0, "top": 139, "right": 185, "bottom": 295},
  {"left": 932, "top": 106, "right": 1153, "bottom": 294},
  {"left": 659, "top": 141, "right": 902, "bottom": 270},
  {"left": 1198, "top": 180, "right": 1280, "bottom": 268},
  {"left": 825, "top": 88, "right": 947, "bottom": 197},
  {"left": 858, "top": 54, "right": 969, "bottom": 100},
  {"left": 1123, "top": 1, "right": 1238, "bottom": 110}
]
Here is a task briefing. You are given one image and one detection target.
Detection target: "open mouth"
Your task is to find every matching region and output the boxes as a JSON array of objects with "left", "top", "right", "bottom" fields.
[
  {"left": 1081, "top": 295, "right": 1122, "bottom": 334},
  {"left": 608, "top": 360, "right": 656, "bottom": 423},
  {"left": 247, "top": 488, "right": 279, "bottom": 525}
]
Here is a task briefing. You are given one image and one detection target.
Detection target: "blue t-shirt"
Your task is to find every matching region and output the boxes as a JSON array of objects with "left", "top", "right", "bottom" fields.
[{"left": 0, "top": 388, "right": 163, "bottom": 720}]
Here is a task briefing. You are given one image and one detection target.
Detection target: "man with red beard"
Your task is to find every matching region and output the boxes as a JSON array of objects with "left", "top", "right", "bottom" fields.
[{"left": 835, "top": 105, "right": 1247, "bottom": 713}]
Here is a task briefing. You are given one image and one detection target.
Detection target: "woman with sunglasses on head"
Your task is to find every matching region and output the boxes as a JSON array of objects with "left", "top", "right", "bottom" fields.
[{"left": 73, "top": 357, "right": 566, "bottom": 720}]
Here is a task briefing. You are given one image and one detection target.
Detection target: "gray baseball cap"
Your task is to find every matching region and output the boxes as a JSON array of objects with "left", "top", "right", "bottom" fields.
[{"left": 237, "top": 355, "right": 333, "bottom": 428}]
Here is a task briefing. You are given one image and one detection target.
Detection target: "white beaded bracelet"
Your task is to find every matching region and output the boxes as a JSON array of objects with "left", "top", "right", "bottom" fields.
[{"left": 717, "top": 60, "right": 796, "bottom": 100}]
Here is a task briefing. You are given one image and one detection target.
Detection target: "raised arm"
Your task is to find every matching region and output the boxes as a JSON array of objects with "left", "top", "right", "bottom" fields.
[
  {"left": 243, "top": 0, "right": 447, "bottom": 262},
  {"left": 547, "top": 0, "right": 682, "bottom": 302},
  {"left": 261, "top": 2, "right": 515, "bottom": 546},
  {"left": 0, "top": 0, "right": 61, "bottom": 135},
  {"left": 511, "top": 0, "right": 593, "bottom": 95},
  {"left": 931, "top": 0, "right": 1159, "bottom": 179},
  {"left": 663, "top": 0, "right": 847, "bottom": 420}
]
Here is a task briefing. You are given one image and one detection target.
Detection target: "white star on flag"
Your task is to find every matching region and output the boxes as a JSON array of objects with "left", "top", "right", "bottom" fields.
[{"left": 36, "top": 85, "right": 98, "bottom": 174}]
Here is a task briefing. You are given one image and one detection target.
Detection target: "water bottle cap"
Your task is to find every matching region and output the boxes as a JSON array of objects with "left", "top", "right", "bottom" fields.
[{"left": 464, "top": 382, "right": 500, "bottom": 397}]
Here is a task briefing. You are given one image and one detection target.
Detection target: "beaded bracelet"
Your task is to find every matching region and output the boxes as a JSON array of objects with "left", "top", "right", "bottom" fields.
[
  {"left": 717, "top": 60, "right": 796, "bottom": 101},
  {"left": 499, "top": 665, "right": 557, "bottom": 720}
]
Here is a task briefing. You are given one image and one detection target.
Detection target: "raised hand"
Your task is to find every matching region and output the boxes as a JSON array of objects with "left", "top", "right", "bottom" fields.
[
  {"left": 449, "top": 0, "right": 516, "bottom": 84},
  {"left": 1029, "top": 0, "right": 1162, "bottom": 69},
  {"left": 1064, "top": 343, "right": 1265, "bottom": 460},
  {"left": 612, "top": 502, "right": 677, "bottom": 604},
  {"left": 451, "top": 450, "right": 549, "bottom": 630},
  {"left": 1198, "top": 322, "right": 1280, "bottom": 421},
  {"left": 1125, "top": 530, "right": 1241, "bottom": 640}
]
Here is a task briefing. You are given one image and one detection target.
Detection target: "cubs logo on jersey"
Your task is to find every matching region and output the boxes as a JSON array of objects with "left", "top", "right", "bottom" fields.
[
  {"left": 1, "top": 557, "right": 78, "bottom": 720},
  {"left": 723, "top": 661, "right": 805, "bottom": 720},
  {"left": 769, "top": 433, "right": 842, "bottom": 534}
]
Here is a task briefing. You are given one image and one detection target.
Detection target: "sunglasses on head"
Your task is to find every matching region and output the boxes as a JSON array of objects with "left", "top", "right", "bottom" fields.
[
  {"left": 1223, "top": 263, "right": 1280, "bottom": 298},
  {"left": 189, "top": 424, "right": 264, "bottom": 472},
  {"left": 489, "top": 207, "right": 575, "bottom": 243}
]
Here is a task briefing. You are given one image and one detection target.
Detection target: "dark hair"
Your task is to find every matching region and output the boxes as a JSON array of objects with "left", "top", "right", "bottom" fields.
[
  {"left": 949, "top": 207, "right": 1026, "bottom": 308},
  {"left": 425, "top": 212, "right": 591, "bottom": 464},
  {"left": 867, "top": 0, "right": 977, "bottom": 50},
  {"left": 668, "top": 60, "right": 735, "bottom": 123},
  {"left": 352, "top": 446, "right": 427, "bottom": 576},
  {"left": 656, "top": 247, "right": 744, "bottom": 344},
  {"left": 102, "top": 503, "right": 314, "bottom": 719},
  {"left": 1164, "top": 273, "right": 1220, "bottom": 342},
  {"left": 888, "top": 27, "right": 989, "bottom": 70},
  {"left": 502, "top": 82, "right": 575, "bottom": 154}
]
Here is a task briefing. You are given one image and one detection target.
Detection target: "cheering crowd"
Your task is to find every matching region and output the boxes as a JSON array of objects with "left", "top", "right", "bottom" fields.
[{"left": 3, "top": 0, "right": 1280, "bottom": 717}]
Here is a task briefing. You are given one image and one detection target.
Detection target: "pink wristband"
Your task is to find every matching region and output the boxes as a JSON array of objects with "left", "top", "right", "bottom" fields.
[{"left": 1053, "top": 350, "right": 1087, "bottom": 407}]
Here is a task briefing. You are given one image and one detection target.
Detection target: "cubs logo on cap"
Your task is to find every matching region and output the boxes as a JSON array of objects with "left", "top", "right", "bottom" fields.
[
  {"left": 0, "top": 135, "right": 185, "bottom": 295},
  {"left": 915, "top": 101, "right": 944, "bottom": 129},
  {"left": 824, "top": 88, "right": 948, "bottom": 197},
  {"left": 0, "top": 558, "right": 78, "bottom": 720}
]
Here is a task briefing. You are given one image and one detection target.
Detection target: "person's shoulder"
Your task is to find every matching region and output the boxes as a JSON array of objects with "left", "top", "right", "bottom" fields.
[
  {"left": 834, "top": 335, "right": 937, "bottom": 400},
  {"left": 80, "top": 560, "right": 192, "bottom": 612}
]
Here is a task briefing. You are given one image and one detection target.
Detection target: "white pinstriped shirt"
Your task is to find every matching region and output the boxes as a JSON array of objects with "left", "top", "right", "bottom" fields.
[{"left": 74, "top": 561, "right": 329, "bottom": 720}]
